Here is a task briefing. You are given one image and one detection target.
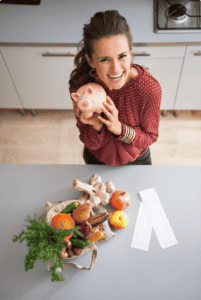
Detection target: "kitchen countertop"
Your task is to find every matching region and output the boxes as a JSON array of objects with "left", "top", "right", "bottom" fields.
[
  {"left": 0, "top": 164, "right": 201, "bottom": 300},
  {"left": 0, "top": 0, "right": 201, "bottom": 45}
]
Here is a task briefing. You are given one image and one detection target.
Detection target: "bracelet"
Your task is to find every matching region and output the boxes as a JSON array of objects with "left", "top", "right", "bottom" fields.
[{"left": 119, "top": 124, "right": 136, "bottom": 144}]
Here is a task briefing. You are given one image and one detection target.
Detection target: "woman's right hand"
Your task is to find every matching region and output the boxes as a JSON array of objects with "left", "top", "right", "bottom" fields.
[
  {"left": 73, "top": 101, "right": 103, "bottom": 132},
  {"left": 73, "top": 100, "right": 81, "bottom": 119}
]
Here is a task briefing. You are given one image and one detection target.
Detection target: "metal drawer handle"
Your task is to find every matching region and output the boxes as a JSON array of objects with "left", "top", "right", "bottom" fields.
[
  {"left": 42, "top": 52, "right": 75, "bottom": 57},
  {"left": 132, "top": 53, "right": 151, "bottom": 56},
  {"left": 194, "top": 52, "right": 201, "bottom": 56},
  {"left": 42, "top": 51, "right": 151, "bottom": 57}
]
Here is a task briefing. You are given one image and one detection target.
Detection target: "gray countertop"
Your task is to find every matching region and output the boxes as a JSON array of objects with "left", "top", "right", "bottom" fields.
[
  {"left": 0, "top": 0, "right": 201, "bottom": 45},
  {"left": 0, "top": 164, "right": 201, "bottom": 300}
]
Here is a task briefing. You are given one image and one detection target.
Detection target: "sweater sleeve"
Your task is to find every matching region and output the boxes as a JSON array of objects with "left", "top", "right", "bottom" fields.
[
  {"left": 117, "top": 77, "right": 162, "bottom": 151},
  {"left": 75, "top": 116, "right": 111, "bottom": 150}
]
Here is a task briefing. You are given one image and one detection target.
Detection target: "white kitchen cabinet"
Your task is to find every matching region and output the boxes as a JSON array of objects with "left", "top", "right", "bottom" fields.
[
  {"left": 174, "top": 46, "right": 201, "bottom": 110},
  {"left": 0, "top": 50, "right": 24, "bottom": 109},
  {"left": 2, "top": 45, "right": 200, "bottom": 112},
  {"left": 0, "top": 47, "right": 77, "bottom": 109},
  {"left": 132, "top": 46, "right": 186, "bottom": 110}
]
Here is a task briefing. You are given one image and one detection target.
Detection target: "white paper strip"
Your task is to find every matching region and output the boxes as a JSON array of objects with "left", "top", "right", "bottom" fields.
[
  {"left": 131, "top": 188, "right": 178, "bottom": 251},
  {"left": 131, "top": 202, "right": 152, "bottom": 251},
  {"left": 140, "top": 188, "right": 178, "bottom": 249}
]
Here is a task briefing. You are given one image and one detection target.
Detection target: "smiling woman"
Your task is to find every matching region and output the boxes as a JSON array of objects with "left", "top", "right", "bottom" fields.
[
  {"left": 85, "top": 35, "right": 138, "bottom": 91},
  {"left": 85, "top": 35, "right": 133, "bottom": 89},
  {"left": 69, "top": 10, "right": 162, "bottom": 166}
]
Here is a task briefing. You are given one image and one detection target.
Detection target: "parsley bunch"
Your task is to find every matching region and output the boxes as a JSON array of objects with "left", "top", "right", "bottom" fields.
[{"left": 12, "top": 214, "right": 83, "bottom": 282}]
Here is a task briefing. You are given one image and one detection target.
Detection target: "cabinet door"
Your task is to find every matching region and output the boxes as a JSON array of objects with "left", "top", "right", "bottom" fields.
[
  {"left": 133, "top": 57, "right": 183, "bottom": 110},
  {"left": 0, "top": 50, "right": 24, "bottom": 109},
  {"left": 0, "top": 47, "right": 77, "bottom": 109},
  {"left": 175, "top": 46, "right": 201, "bottom": 110},
  {"left": 132, "top": 46, "right": 185, "bottom": 110}
]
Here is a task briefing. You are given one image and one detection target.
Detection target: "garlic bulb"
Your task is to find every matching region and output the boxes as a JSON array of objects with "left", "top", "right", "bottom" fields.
[
  {"left": 105, "top": 181, "right": 115, "bottom": 193},
  {"left": 89, "top": 174, "right": 102, "bottom": 185},
  {"left": 100, "top": 194, "right": 110, "bottom": 206},
  {"left": 91, "top": 196, "right": 101, "bottom": 209}
]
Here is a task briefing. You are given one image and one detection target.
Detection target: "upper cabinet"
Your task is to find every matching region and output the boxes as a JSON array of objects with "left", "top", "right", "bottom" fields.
[
  {"left": 132, "top": 46, "right": 185, "bottom": 110},
  {"left": 174, "top": 46, "right": 201, "bottom": 110},
  {"left": 0, "top": 47, "right": 77, "bottom": 109}
]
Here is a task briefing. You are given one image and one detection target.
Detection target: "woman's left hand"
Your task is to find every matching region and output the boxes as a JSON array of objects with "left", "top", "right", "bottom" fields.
[{"left": 98, "top": 96, "right": 122, "bottom": 136}]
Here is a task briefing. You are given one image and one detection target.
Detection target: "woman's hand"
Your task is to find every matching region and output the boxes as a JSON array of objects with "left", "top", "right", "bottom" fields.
[
  {"left": 98, "top": 96, "right": 122, "bottom": 136},
  {"left": 73, "top": 100, "right": 103, "bottom": 132}
]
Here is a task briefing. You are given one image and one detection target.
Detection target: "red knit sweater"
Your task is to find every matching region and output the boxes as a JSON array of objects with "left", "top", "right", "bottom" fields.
[{"left": 69, "top": 64, "right": 162, "bottom": 166}]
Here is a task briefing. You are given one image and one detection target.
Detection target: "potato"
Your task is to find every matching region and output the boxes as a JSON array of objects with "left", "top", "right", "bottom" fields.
[
  {"left": 67, "top": 249, "right": 74, "bottom": 258},
  {"left": 73, "top": 247, "right": 82, "bottom": 256}
]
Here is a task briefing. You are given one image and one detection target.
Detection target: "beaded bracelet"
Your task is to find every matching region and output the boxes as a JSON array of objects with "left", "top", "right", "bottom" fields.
[{"left": 119, "top": 124, "right": 136, "bottom": 144}]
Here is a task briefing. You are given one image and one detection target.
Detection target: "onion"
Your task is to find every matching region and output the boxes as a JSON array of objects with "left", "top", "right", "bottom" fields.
[{"left": 110, "top": 190, "right": 131, "bottom": 210}]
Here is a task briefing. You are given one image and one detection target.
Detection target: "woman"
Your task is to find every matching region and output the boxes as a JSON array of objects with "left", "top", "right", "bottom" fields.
[{"left": 69, "top": 10, "right": 162, "bottom": 166}]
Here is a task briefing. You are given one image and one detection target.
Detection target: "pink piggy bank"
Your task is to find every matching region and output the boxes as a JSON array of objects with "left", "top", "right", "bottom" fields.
[{"left": 71, "top": 83, "right": 107, "bottom": 119}]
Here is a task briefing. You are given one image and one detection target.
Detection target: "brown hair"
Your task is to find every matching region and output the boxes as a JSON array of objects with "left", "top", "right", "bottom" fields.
[{"left": 69, "top": 10, "right": 134, "bottom": 91}]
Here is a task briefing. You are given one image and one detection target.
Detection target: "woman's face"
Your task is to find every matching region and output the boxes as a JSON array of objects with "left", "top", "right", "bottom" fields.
[{"left": 85, "top": 34, "right": 133, "bottom": 91}]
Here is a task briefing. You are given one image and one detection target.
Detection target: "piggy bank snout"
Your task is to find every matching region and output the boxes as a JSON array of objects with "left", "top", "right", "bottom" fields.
[{"left": 78, "top": 99, "right": 94, "bottom": 111}]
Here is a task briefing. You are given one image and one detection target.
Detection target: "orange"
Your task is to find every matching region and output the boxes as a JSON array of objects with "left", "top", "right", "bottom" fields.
[
  {"left": 51, "top": 213, "right": 75, "bottom": 241},
  {"left": 110, "top": 190, "right": 131, "bottom": 210},
  {"left": 109, "top": 210, "right": 129, "bottom": 229}
]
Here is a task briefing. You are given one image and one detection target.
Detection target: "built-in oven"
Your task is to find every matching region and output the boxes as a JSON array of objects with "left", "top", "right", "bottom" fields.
[{"left": 154, "top": 0, "right": 201, "bottom": 33}]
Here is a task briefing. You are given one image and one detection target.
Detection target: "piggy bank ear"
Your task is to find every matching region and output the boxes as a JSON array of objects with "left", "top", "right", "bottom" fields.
[
  {"left": 71, "top": 93, "right": 80, "bottom": 102},
  {"left": 86, "top": 87, "right": 94, "bottom": 95}
]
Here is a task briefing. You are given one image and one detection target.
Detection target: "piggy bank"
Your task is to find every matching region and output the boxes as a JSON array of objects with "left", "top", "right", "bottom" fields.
[{"left": 71, "top": 83, "right": 107, "bottom": 119}]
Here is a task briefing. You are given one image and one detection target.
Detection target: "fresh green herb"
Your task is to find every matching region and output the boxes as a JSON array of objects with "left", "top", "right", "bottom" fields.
[
  {"left": 71, "top": 238, "right": 91, "bottom": 249},
  {"left": 12, "top": 214, "right": 83, "bottom": 282}
]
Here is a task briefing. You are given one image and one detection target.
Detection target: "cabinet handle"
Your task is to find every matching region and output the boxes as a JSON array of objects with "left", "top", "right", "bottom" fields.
[
  {"left": 194, "top": 52, "right": 201, "bottom": 56},
  {"left": 42, "top": 52, "right": 75, "bottom": 57},
  {"left": 132, "top": 53, "right": 151, "bottom": 56},
  {"left": 42, "top": 52, "right": 151, "bottom": 57}
]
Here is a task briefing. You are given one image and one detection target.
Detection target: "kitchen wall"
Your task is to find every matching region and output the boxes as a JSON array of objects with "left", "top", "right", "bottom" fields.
[{"left": 0, "top": 0, "right": 201, "bottom": 44}]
